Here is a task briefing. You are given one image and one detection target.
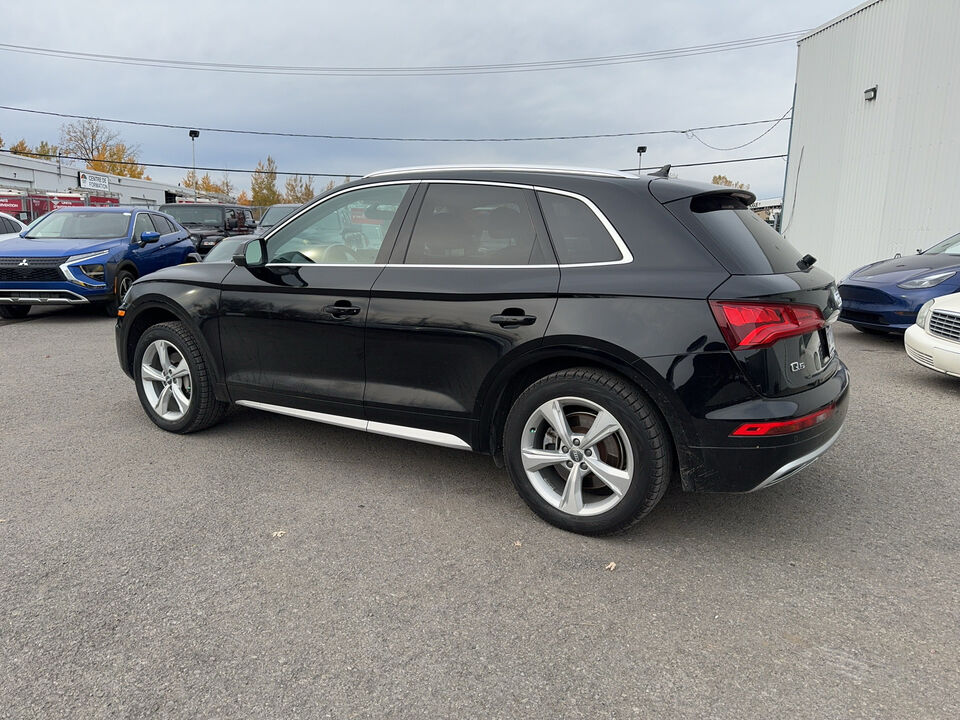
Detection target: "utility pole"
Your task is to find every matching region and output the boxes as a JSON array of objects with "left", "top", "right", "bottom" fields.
[{"left": 189, "top": 129, "right": 200, "bottom": 201}]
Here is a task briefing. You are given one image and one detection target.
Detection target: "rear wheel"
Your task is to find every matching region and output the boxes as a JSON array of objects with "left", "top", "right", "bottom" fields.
[
  {"left": 133, "top": 321, "right": 228, "bottom": 433},
  {"left": 503, "top": 368, "right": 672, "bottom": 535},
  {"left": 0, "top": 305, "right": 30, "bottom": 319}
]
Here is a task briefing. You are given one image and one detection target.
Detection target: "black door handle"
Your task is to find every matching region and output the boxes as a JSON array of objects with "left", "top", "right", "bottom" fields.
[
  {"left": 323, "top": 302, "right": 362, "bottom": 318},
  {"left": 490, "top": 310, "right": 537, "bottom": 328}
]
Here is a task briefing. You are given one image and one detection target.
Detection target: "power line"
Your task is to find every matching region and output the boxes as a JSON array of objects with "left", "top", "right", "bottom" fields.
[
  {"left": 0, "top": 31, "right": 807, "bottom": 77},
  {"left": 686, "top": 107, "right": 792, "bottom": 151},
  {"left": 0, "top": 146, "right": 787, "bottom": 177},
  {"left": 0, "top": 104, "right": 792, "bottom": 143},
  {"left": 622, "top": 154, "right": 788, "bottom": 172}
]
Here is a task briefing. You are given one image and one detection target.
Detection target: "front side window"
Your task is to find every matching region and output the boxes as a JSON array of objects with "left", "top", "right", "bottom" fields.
[
  {"left": 405, "top": 184, "right": 540, "bottom": 265},
  {"left": 537, "top": 191, "right": 622, "bottom": 265},
  {"left": 265, "top": 184, "right": 410, "bottom": 264},
  {"left": 133, "top": 213, "right": 157, "bottom": 238},
  {"left": 26, "top": 211, "right": 131, "bottom": 240}
]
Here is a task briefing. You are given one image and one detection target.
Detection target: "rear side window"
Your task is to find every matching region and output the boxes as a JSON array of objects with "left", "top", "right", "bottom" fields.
[
  {"left": 152, "top": 215, "right": 175, "bottom": 234},
  {"left": 405, "top": 184, "right": 542, "bottom": 265},
  {"left": 537, "top": 191, "right": 622, "bottom": 264},
  {"left": 680, "top": 195, "right": 803, "bottom": 274}
]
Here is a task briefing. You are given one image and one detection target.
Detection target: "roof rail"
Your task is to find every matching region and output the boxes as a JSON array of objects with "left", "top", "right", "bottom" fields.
[{"left": 363, "top": 164, "right": 635, "bottom": 179}]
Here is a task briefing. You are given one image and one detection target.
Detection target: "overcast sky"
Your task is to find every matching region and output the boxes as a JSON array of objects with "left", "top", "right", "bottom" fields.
[{"left": 2, "top": 0, "right": 858, "bottom": 200}]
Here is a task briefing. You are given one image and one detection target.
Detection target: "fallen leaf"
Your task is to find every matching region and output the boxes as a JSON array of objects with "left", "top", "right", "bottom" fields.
[
  {"left": 605, "top": 561, "right": 617, "bottom": 571},
  {"left": 513, "top": 540, "right": 522, "bottom": 548},
  {"left": 0, "top": 518, "right": 8, "bottom": 523},
  {"left": 272, "top": 530, "right": 287, "bottom": 538}
]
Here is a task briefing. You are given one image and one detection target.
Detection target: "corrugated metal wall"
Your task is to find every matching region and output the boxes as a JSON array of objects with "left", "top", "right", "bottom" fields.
[{"left": 780, "top": 0, "right": 960, "bottom": 278}]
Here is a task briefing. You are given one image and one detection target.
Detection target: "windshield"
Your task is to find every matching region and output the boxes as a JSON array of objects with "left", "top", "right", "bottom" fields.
[
  {"left": 161, "top": 205, "right": 224, "bottom": 227},
  {"left": 923, "top": 232, "right": 960, "bottom": 255},
  {"left": 202, "top": 237, "right": 245, "bottom": 263},
  {"left": 259, "top": 205, "right": 297, "bottom": 227},
  {"left": 26, "top": 211, "right": 130, "bottom": 240}
]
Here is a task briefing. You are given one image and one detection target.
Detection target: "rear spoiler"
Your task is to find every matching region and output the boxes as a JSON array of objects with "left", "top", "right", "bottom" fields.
[{"left": 648, "top": 179, "right": 756, "bottom": 206}]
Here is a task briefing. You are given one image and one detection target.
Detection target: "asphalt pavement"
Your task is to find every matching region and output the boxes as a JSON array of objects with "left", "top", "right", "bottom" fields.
[{"left": 1, "top": 308, "right": 958, "bottom": 719}]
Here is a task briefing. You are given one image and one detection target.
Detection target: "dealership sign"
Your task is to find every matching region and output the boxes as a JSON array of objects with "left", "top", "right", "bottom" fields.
[{"left": 78, "top": 171, "right": 109, "bottom": 192}]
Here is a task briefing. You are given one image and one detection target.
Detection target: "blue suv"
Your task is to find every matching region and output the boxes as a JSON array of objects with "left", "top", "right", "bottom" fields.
[{"left": 0, "top": 206, "right": 197, "bottom": 318}]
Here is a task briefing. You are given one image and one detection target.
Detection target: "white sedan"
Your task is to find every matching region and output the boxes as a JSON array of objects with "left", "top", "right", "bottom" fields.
[
  {"left": 0, "top": 211, "right": 27, "bottom": 240},
  {"left": 905, "top": 292, "right": 960, "bottom": 377}
]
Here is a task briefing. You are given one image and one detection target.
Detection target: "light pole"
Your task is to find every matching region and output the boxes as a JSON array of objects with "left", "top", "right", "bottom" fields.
[
  {"left": 636, "top": 145, "right": 647, "bottom": 174},
  {"left": 189, "top": 129, "right": 200, "bottom": 201}
]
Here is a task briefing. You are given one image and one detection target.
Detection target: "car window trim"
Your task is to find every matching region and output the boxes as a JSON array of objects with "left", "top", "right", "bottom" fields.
[{"left": 261, "top": 179, "right": 631, "bottom": 269}]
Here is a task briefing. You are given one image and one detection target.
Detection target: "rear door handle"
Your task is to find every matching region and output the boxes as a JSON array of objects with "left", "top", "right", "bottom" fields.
[
  {"left": 490, "top": 310, "right": 537, "bottom": 327},
  {"left": 323, "top": 301, "right": 362, "bottom": 318}
]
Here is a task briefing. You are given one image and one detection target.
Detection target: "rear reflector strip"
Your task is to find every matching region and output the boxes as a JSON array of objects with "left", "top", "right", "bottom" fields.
[
  {"left": 710, "top": 300, "right": 825, "bottom": 349},
  {"left": 731, "top": 404, "right": 836, "bottom": 437}
]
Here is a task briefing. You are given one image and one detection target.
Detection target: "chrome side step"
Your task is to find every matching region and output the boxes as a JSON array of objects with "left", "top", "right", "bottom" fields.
[{"left": 235, "top": 399, "right": 471, "bottom": 451}]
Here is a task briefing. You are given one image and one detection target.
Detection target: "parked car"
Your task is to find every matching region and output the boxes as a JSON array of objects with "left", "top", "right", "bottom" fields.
[
  {"left": 0, "top": 206, "right": 197, "bottom": 319},
  {"left": 838, "top": 231, "right": 960, "bottom": 333},
  {"left": 254, "top": 204, "right": 299, "bottom": 236},
  {"left": 158, "top": 203, "right": 256, "bottom": 254},
  {"left": 116, "top": 166, "right": 849, "bottom": 534},
  {"left": 0, "top": 211, "right": 27, "bottom": 240},
  {"left": 904, "top": 292, "right": 960, "bottom": 378}
]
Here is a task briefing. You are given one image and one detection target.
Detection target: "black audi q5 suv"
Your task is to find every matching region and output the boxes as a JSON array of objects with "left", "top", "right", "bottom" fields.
[{"left": 116, "top": 166, "right": 849, "bottom": 534}]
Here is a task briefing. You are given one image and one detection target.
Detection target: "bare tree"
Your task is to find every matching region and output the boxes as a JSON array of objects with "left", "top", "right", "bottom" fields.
[{"left": 59, "top": 119, "right": 122, "bottom": 160}]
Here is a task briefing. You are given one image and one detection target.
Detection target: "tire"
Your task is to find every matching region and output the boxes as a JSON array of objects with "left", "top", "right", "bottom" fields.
[
  {"left": 105, "top": 269, "right": 137, "bottom": 316},
  {"left": 133, "top": 321, "right": 228, "bottom": 434},
  {"left": 503, "top": 368, "right": 672, "bottom": 535},
  {"left": 0, "top": 305, "right": 30, "bottom": 319}
]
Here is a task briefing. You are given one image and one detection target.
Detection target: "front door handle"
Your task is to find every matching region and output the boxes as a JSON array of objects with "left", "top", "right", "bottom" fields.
[
  {"left": 323, "top": 301, "right": 362, "bottom": 318},
  {"left": 490, "top": 310, "right": 537, "bottom": 328}
]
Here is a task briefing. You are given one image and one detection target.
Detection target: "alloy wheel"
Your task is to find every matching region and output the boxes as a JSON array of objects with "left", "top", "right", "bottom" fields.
[
  {"left": 520, "top": 396, "right": 634, "bottom": 517},
  {"left": 140, "top": 339, "right": 193, "bottom": 421}
]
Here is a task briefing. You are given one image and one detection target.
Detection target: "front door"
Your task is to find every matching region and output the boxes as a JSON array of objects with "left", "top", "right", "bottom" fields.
[
  {"left": 218, "top": 182, "right": 415, "bottom": 420},
  {"left": 364, "top": 182, "right": 560, "bottom": 446}
]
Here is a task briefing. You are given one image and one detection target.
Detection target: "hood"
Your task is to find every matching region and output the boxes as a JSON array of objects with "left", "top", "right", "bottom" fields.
[
  {"left": 183, "top": 226, "right": 224, "bottom": 238},
  {"left": 0, "top": 235, "right": 124, "bottom": 258},
  {"left": 847, "top": 253, "right": 960, "bottom": 285}
]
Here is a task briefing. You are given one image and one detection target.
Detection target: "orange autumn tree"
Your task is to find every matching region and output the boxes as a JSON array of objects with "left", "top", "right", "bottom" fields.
[{"left": 59, "top": 119, "right": 149, "bottom": 179}]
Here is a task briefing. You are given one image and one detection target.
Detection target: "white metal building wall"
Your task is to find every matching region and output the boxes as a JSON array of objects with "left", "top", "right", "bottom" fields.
[{"left": 780, "top": 0, "right": 960, "bottom": 278}]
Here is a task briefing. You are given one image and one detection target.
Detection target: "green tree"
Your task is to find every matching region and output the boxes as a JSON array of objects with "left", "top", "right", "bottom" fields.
[
  {"left": 251, "top": 156, "right": 282, "bottom": 207},
  {"left": 34, "top": 140, "right": 59, "bottom": 159},
  {"left": 283, "top": 174, "right": 315, "bottom": 203}
]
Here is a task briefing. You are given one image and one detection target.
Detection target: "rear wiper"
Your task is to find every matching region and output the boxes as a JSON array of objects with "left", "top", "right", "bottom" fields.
[{"left": 797, "top": 254, "right": 817, "bottom": 271}]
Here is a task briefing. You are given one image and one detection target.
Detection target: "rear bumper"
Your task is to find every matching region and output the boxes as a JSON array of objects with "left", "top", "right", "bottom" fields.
[
  {"left": 687, "top": 362, "right": 850, "bottom": 492},
  {"left": 904, "top": 323, "right": 960, "bottom": 377}
]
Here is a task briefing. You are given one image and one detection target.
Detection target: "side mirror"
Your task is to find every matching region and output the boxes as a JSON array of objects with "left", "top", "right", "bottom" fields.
[
  {"left": 233, "top": 237, "right": 266, "bottom": 268},
  {"left": 226, "top": 217, "right": 238, "bottom": 230},
  {"left": 140, "top": 231, "right": 161, "bottom": 245}
]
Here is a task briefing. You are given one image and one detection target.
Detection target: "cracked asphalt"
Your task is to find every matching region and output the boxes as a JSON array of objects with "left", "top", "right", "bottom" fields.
[{"left": 1, "top": 308, "right": 958, "bottom": 719}]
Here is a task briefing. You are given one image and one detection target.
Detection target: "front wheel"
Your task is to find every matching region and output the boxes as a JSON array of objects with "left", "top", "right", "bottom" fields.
[
  {"left": 133, "top": 321, "right": 228, "bottom": 433},
  {"left": 503, "top": 368, "right": 672, "bottom": 535},
  {"left": 0, "top": 305, "right": 30, "bottom": 319},
  {"left": 105, "top": 269, "right": 137, "bottom": 316}
]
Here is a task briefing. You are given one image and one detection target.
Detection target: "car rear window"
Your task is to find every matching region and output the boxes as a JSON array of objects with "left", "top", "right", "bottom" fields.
[{"left": 669, "top": 195, "right": 803, "bottom": 275}]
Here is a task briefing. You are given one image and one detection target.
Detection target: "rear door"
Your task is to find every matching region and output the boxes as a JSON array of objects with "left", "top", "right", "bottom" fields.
[{"left": 364, "top": 181, "right": 559, "bottom": 446}]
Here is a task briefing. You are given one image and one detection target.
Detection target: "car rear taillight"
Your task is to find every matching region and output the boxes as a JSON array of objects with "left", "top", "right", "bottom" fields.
[
  {"left": 730, "top": 404, "right": 836, "bottom": 437},
  {"left": 710, "top": 300, "right": 825, "bottom": 350}
]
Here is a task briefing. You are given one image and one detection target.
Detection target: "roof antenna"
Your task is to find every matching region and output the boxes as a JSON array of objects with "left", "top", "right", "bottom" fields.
[{"left": 648, "top": 164, "right": 671, "bottom": 178}]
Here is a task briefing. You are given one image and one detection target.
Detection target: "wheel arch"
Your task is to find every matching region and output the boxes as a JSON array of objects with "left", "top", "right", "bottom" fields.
[
  {"left": 477, "top": 341, "right": 703, "bottom": 490},
  {"left": 122, "top": 296, "right": 227, "bottom": 400}
]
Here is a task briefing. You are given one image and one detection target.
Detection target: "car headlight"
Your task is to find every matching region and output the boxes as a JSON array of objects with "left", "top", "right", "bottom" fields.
[
  {"left": 916, "top": 299, "right": 935, "bottom": 329},
  {"left": 78, "top": 263, "right": 105, "bottom": 281},
  {"left": 60, "top": 250, "right": 110, "bottom": 287},
  {"left": 897, "top": 270, "right": 956, "bottom": 289}
]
